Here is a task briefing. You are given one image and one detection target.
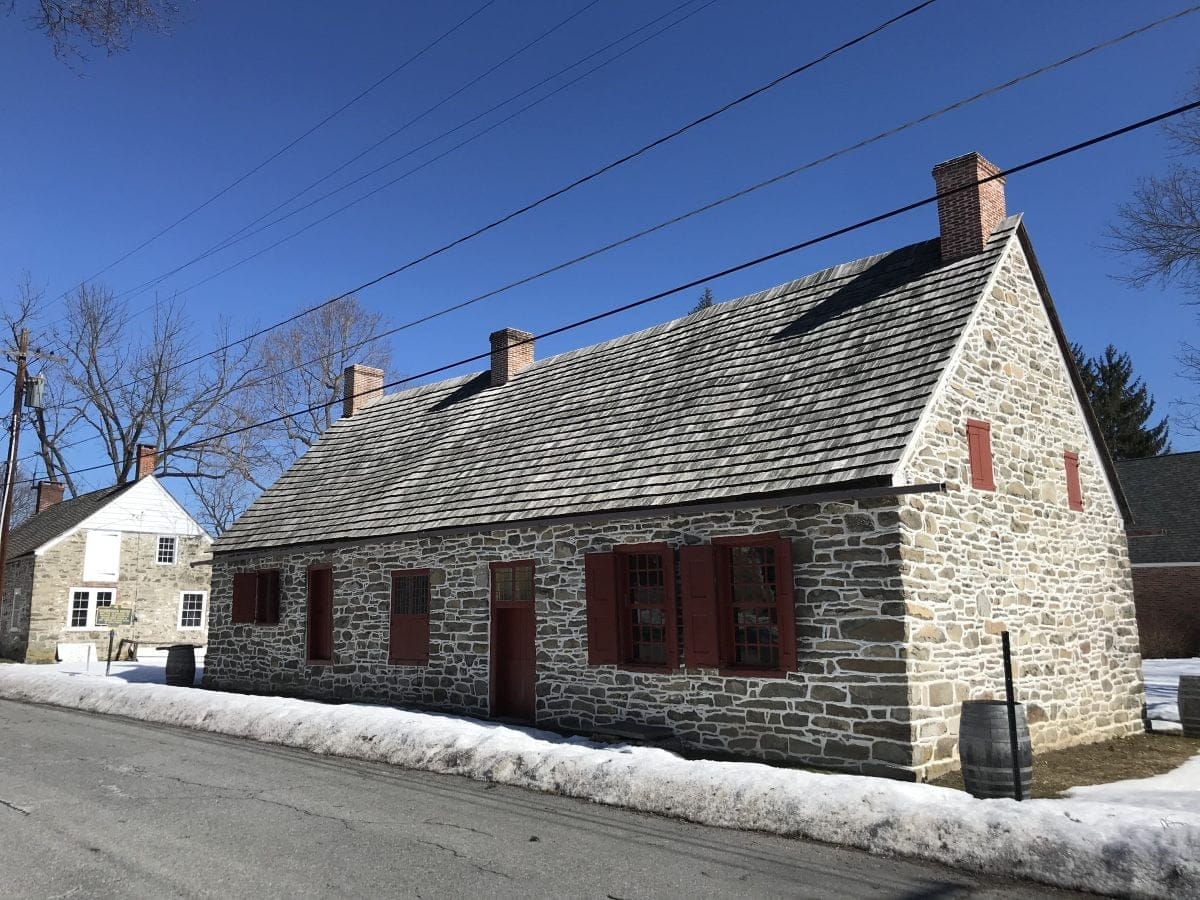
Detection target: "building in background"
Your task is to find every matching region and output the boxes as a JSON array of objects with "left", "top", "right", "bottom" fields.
[
  {"left": 1116, "top": 451, "right": 1200, "bottom": 658},
  {"left": 0, "top": 445, "right": 212, "bottom": 663}
]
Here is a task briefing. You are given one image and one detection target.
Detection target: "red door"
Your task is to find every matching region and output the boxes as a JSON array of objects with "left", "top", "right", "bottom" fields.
[{"left": 490, "top": 561, "right": 536, "bottom": 721}]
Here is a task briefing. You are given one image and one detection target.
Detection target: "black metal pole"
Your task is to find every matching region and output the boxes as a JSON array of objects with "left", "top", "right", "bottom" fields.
[
  {"left": 1001, "top": 630, "right": 1023, "bottom": 801},
  {"left": 106, "top": 628, "right": 115, "bottom": 677}
]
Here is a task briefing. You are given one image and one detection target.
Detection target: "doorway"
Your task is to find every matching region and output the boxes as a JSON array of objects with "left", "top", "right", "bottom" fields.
[{"left": 490, "top": 561, "right": 536, "bottom": 721}]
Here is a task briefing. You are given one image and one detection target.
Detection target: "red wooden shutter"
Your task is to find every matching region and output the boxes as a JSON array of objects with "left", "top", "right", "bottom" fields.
[
  {"left": 256, "top": 570, "right": 280, "bottom": 624},
  {"left": 231, "top": 572, "right": 256, "bottom": 624},
  {"left": 773, "top": 537, "right": 798, "bottom": 672},
  {"left": 966, "top": 419, "right": 995, "bottom": 490},
  {"left": 660, "top": 547, "right": 680, "bottom": 669},
  {"left": 1064, "top": 451, "right": 1083, "bottom": 511},
  {"left": 680, "top": 545, "right": 720, "bottom": 667},
  {"left": 307, "top": 567, "right": 333, "bottom": 662},
  {"left": 584, "top": 552, "right": 620, "bottom": 665},
  {"left": 389, "top": 572, "right": 430, "bottom": 664}
]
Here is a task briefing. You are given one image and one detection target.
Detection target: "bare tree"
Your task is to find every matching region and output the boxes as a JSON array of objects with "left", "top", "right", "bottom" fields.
[
  {"left": 1110, "top": 73, "right": 1200, "bottom": 436},
  {"left": 1, "top": 462, "right": 38, "bottom": 526},
  {"left": 187, "top": 295, "right": 393, "bottom": 533},
  {"left": 8, "top": 0, "right": 179, "bottom": 61},
  {"left": 16, "top": 283, "right": 258, "bottom": 503}
]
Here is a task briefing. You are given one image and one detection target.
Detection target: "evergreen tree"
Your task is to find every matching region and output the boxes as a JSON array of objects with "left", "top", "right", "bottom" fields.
[
  {"left": 1070, "top": 343, "right": 1170, "bottom": 459},
  {"left": 691, "top": 287, "right": 715, "bottom": 313}
]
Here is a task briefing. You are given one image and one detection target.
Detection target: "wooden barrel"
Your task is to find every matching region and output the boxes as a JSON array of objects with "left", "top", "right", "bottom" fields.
[
  {"left": 1181, "top": 676, "right": 1200, "bottom": 739},
  {"left": 164, "top": 645, "right": 196, "bottom": 687},
  {"left": 958, "top": 700, "right": 1033, "bottom": 799}
]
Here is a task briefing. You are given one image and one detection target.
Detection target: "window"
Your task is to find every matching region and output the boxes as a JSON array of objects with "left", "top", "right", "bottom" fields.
[
  {"left": 724, "top": 543, "right": 782, "bottom": 669},
  {"left": 1064, "top": 451, "right": 1084, "bottom": 511},
  {"left": 583, "top": 544, "right": 678, "bottom": 669},
  {"left": 231, "top": 570, "right": 280, "bottom": 625},
  {"left": 65, "top": 589, "right": 115, "bottom": 630},
  {"left": 306, "top": 566, "right": 333, "bottom": 663},
  {"left": 492, "top": 560, "right": 534, "bottom": 604},
  {"left": 179, "top": 592, "right": 206, "bottom": 629},
  {"left": 157, "top": 536, "right": 177, "bottom": 564},
  {"left": 966, "top": 419, "right": 995, "bottom": 491},
  {"left": 389, "top": 570, "right": 430, "bottom": 664}
]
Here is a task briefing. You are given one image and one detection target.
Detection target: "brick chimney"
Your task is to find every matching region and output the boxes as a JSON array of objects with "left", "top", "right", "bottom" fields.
[
  {"left": 489, "top": 328, "right": 534, "bottom": 387},
  {"left": 35, "top": 481, "right": 64, "bottom": 513},
  {"left": 136, "top": 444, "right": 157, "bottom": 480},
  {"left": 931, "top": 152, "right": 1006, "bottom": 263},
  {"left": 343, "top": 364, "right": 384, "bottom": 418}
]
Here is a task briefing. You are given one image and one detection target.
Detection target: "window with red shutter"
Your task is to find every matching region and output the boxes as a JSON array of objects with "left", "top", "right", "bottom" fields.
[
  {"left": 1064, "top": 451, "right": 1084, "bottom": 511},
  {"left": 389, "top": 570, "right": 430, "bottom": 665},
  {"left": 712, "top": 534, "right": 797, "bottom": 676},
  {"left": 231, "top": 572, "right": 256, "bottom": 624},
  {"left": 966, "top": 419, "right": 995, "bottom": 491},
  {"left": 613, "top": 543, "right": 678, "bottom": 669},
  {"left": 306, "top": 566, "right": 333, "bottom": 663},
  {"left": 584, "top": 553, "right": 620, "bottom": 665}
]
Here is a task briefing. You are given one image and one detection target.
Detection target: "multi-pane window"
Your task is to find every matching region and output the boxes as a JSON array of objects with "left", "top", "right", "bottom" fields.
[
  {"left": 621, "top": 552, "right": 669, "bottom": 665},
  {"left": 66, "top": 589, "right": 115, "bottom": 629},
  {"left": 157, "top": 536, "right": 177, "bottom": 564},
  {"left": 492, "top": 561, "right": 534, "bottom": 603},
  {"left": 727, "top": 545, "right": 780, "bottom": 669},
  {"left": 179, "top": 592, "right": 206, "bottom": 629},
  {"left": 389, "top": 571, "right": 430, "bottom": 664}
]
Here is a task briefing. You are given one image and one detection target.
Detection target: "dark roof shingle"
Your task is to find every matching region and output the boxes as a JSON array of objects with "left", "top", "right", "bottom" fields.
[
  {"left": 1116, "top": 451, "right": 1200, "bottom": 564},
  {"left": 5, "top": 482, "right": 134, "bottom": 561},
  {"left": 215, "top": 218, "right": 1020, "bottom": 553}
]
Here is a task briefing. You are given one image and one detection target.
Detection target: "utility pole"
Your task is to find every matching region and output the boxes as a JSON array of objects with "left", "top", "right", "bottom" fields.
[{"left": 0, "top": 329, "right": 60, "bottom": 620}]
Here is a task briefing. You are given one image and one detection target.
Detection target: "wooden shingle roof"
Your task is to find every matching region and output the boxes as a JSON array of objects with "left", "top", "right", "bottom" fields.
[
  {"left": 215, "top": 218, "right": 1020, "bottom": 553},
  {"left": 1116, "top": 451, "right": 1200, "bottom": 564}
]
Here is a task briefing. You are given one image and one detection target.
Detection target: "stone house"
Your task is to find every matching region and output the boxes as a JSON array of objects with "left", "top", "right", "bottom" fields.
[
  {"left": 205, "top": 152, "right": 1144, "bottom": 782},
  {"left": 0, "top": 446, "right": 213, "bottom": 663},
  {"left": 1115, "top": 452, "right": 1200, "bottom": 658}
]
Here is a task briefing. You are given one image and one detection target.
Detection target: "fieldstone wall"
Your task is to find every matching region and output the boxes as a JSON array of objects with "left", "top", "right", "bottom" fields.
[
  {"left": 206, "top": 498, "right": 930, "bottom": 778},
  {"left": 0, "top": 557, "right": 35, "bottom": 660},
  {"left": 18, "top": 530, "right": 211, "bottom": 663},
  {"left": 897, "top": 236, "right": 1144, "bottom": 780}
]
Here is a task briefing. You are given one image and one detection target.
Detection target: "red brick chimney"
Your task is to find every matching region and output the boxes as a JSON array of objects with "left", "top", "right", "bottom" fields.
[
  {"left": 136, "top": 444, "right": 157, "bottom": 480},
  {"left": 932, "top": 152, "right": 1006, "bottom": 263},
  {"left": 35, "top": 481, "right": 64, "bottom": 513},
  {"left": 343, "top": 364, "right": 384, "bottom": 417},
  {"left": 490, "top": 328, "right": 534, "bottom": 387}
]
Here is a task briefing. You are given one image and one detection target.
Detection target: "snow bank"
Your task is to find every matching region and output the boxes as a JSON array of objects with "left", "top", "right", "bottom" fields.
[
  {"left": 1145, "top": 658, "right": 1200, "bottom": 733},
  {"left": 1067, "top": 754, "right": 1200, "bottom": 814},
  {"left": 1, "top": 666, "right": 1197, "bottom": 899}
]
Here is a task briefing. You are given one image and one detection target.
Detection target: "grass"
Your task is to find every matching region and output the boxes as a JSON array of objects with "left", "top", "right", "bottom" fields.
[{"left": 931, "top": 732, "right": 1199, "bottom": 799}]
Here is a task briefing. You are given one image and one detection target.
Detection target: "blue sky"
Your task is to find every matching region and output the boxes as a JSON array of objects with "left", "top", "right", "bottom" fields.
[{"left": 2, "top": 0, "right": 1199, "bottom": 494}]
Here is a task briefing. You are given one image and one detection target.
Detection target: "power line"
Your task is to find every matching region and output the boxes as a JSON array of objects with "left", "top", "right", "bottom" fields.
[
  {"left": 30, "top": 3, "right": 1194, "bottom": 426},
  {"left": 23, "top": 0, "right": 498, "bottom": 322},
  {"left": 18, "top": 97, "right": 1200, "bottom": 489},
  {"left": 117, "top": 0, "right": 622, "bottom": 303},
  {"left": 32, "top": 0, "right": 938, "bottom": 414}
]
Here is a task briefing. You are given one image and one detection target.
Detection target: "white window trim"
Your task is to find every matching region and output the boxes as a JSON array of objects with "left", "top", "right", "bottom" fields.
[
  {"left": 156, "top": 535, "right": 178, "bottom": 565},
  {"left": 64, "top": 587, "right": 117, "bottom": 631},
  {"left": 178, "top": 591, "right": 207, "bottom": 630}
]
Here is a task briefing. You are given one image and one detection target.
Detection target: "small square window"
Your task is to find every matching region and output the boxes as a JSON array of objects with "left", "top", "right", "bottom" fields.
[{"left": 157, "top": 536, "right": 177, "bottom": 565}]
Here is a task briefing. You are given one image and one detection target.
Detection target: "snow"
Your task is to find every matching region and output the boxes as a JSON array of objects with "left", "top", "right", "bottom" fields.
[
  {"left": 1145, "top": 657, "right": 1200, "bottom": 733},
  {"left": 1067, "top": 754, "right": 1200, "bottom": 815},
  {"left": 1, "top": 664, "right": 1198, "bottom": 898}
]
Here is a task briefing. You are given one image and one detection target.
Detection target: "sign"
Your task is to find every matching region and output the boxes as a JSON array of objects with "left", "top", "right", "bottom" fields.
[{"left": 95, "top": 606, "right": 133, "bottom": 627}]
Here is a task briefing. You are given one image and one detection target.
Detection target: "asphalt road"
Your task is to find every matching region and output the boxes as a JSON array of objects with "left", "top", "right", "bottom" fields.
[{"left": 0, "top": 698, "right": 1072, "bottom": 899}]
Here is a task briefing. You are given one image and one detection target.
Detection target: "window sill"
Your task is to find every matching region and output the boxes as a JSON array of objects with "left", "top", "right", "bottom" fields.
[
  {"left": 388, "top": 659, "right": 428, "bottom": 667},
  {"left": 718, "top": 667, "right": 788, "bottom": 679},
  {"left": 306, "top": 658, "right": 333, "bottom": 666},
  {"left": 617, "top": 663, "right": 678, "bottom": 674}
]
